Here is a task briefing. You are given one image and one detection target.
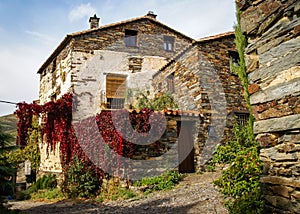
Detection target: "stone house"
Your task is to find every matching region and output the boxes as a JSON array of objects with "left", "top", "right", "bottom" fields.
[
  {"left": 238, "top": 0, "right": 300, "bottom": 213},
  {"left": 152, "top": 32, "right": 249, "bottom": 167},
  {"left": 37, "top": 12, "right": 247, "bottom": 175}
]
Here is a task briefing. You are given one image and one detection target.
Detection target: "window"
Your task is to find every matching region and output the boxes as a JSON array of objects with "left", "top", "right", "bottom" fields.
[
  {"left": 167, "top": 73, "right": 175, "bottom": 93},
  {"left": 228, "top": 51, "right": 239, "bottom": 74},
  {"left": 51, "top": 58, "right": 57, "bottom": 73},
  {"left": 164, "top": 36, "right": 174, "bottom": 51},
  {"left": 129, "top": 57, "right": 143, "bottom": 73},
  {"left": 106, "top": 74, "right": 126, "bottom": 109},
  {"left": 51, "top": 93, "right": 57, "bottom": 101},
  {"left": 125, "top": 29, "right": 138, "bottom": 47},
  {"left": 157, "top": 82, "right": 162, "bottom": 92},
  {"left": 107, "top": 98, "right": 125, "bottom": 109},
  {"left": 235, "top": 112, "right": 249, "bottom": 127}
]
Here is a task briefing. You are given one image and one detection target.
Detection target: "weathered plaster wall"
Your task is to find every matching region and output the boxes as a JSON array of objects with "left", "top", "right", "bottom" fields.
[
  {"left": 238, "top": 0, "right": 300, "bottom": 212},
  {"left": 153, "top": 36, "right": 248, "bottom": 169},
  {"left": 39, "top": 42, "right": 73, "bottom": 104},
  {"left": 39, "top": 142, "right": 62, "bottom": 173},
  {"left": 70, "top": 50, "right": 167, "bottom": 120}
]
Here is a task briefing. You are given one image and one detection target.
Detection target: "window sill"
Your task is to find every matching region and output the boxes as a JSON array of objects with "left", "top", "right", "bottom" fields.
[
  {"left": 164, "top": 49, "right": 175, "bottom": 52},
  {"left": 126, "top": 45, "right": 139, "bottom": 48}
]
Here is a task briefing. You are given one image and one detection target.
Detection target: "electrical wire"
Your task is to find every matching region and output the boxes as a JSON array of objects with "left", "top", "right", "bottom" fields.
[{"left": 0, "top": 100, "right": 18, "bottom": 105}]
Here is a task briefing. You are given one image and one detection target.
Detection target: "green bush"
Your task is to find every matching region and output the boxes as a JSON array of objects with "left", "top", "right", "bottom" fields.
[
  {"left": 213, "top": 122, "right": 264, "bottom": 214},
  {"left": 30, "top": 188, "right": 64, "bottom": 200},
  {"left": 21, "top": 173, "right": 57, "bottom": 199},
  {"left": 135, "top": 92, "right": 178, "bottom": 110},
  {"left": 134, "top": 170, "right": 183, "bottom": 194},
  {"left": 6, "top": 120, "right": 41, "bottom": 172},
  {"left": 212, "top": 121, "right": 257, "bottom": 165},
  {"left": 61, "top": 156, "right": 101, "bottom": 199},
  {"left": 97, "top": 183, "right": 137, "bottom": 202}
]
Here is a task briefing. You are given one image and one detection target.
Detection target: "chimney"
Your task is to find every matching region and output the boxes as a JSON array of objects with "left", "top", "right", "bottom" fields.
[
  {"left": 89, "top": 14, "right": 100, "bottom": 29},
  {"left": 146, "top": 11, "right": 157, "bottom": 19}
]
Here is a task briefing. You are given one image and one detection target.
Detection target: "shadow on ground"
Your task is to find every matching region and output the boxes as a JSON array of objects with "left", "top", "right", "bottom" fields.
[{"left": 10, "top": 197, "right": 210, "bottom": 214}]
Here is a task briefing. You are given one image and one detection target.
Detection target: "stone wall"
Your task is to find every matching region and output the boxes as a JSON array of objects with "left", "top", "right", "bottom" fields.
[
  {"left": 124, "top": 110, "right": 201, "bottom": 177},
  {"left": 71, "top": 50, "right": 167, "bottom": 120},
  {"left": 39, "top": 42, "right": 73, "bottom": 104},
  {"left": 72, "top": 19, "right": 191, "bottom": 58},
  {"left": 152, "top": 34, "right": 248, "bottom": 169},
  {"left": 238, "top": 0, "right": 300, "bottom": 212},
  {"left": 39, "top": 17, "right": 192, "bottom": 113},
  {"left": 38, "top": 16, "right": 193, "bottom": 173}
]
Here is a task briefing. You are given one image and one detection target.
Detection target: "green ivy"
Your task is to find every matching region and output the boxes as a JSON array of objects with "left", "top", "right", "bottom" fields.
[
  {"left": 212, "top": 5, "right": 265, "bottom": 213},
  {"left": 231, "top": 7, "right": 255, "bottom": 128}
]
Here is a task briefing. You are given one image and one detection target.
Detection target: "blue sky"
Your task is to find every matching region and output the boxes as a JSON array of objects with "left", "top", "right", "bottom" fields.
[{"left": 0, "top": 0, "right": 236, "bottom": 116}]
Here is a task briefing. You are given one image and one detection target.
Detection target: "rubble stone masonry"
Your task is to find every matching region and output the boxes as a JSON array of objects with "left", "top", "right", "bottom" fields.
[
  {"left": 238, "top": 0, "right": 300, "bottom": 212},
  {"left": 153, "top": 34, "right": 248, "bottom": 169},
  {"left": 37, "top": 16, "right": 193, "bottom": 173}
]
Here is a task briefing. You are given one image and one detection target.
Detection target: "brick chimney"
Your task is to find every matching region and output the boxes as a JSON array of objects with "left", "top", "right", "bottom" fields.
[
  {"left": 89, "top": 14, "right": 100, "bottom": 29},
  {"left": 146, "top": 11, "right": 157, "bottom": 19}
]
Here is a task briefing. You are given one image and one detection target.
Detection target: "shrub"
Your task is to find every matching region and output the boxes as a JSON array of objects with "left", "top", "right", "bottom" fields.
[
  {"left": 61, "top": 156, "right": 101, "bottom": 199},
  {"left": 134, "top": 170, "right": 183, "bottom": 194},
  {"left": 30, "top": 188, "right": 64, "bottom": 200},
  {"left": 213, "top": 122, "right": 264, "bottom": 214},
  {"left": 97, "top": 181, "right": 137, "bottom": 202},
  {"left": 21, "top": 173, "right": 57, "bottom": 200},
  {"left": 135, "top": 92, "right": 178, "bottom": 110}
]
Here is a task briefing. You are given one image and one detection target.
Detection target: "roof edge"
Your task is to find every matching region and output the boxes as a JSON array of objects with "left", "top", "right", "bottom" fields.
[
  {"left": 69, "top": 15, "right": 194, "bottom": 42},
  {"left": 37, "top": 35, "right": 72, "bottom": 74},
  {"left": 197, "top": 31, "right": 234, "bottom": 43},
  {"left": 37, "top": 15, "right": 195, "bottom": 74},
  {"left": 152, "top": 31, "right": 235, "bottom": 78},
  {"left": 152, "top": 41, "right": 197, "bottom": 78}
]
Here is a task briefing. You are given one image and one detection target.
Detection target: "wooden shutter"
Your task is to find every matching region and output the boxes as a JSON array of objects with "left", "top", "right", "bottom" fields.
[{"left": 106, "top": 75, "right": 126, "bottom": 98}]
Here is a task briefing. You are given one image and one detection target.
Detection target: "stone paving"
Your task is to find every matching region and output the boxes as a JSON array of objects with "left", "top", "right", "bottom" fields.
[{"left": 7, "top": 171, "right": 227, "bottom": 214}]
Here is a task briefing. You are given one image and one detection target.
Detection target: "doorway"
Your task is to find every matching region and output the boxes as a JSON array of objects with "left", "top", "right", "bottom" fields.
[{"left": 177, "top": 121, "right": 195, "bottom": 173}]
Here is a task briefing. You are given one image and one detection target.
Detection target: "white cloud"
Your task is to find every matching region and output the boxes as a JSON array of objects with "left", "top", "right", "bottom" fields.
[
  {"left": 0, "top": 46, "right": 41, "bottom": 116},
  {"left": 25, "top": 30, "right": 56, "bottom": 46},
  {"left": 68, "top": 3, "right": 96, "bottom": 22}
]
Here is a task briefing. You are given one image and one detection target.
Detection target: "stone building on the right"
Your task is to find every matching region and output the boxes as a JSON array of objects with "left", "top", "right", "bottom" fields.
[{"left": 238, "top": 0, "right": 300, "bottom": 213}]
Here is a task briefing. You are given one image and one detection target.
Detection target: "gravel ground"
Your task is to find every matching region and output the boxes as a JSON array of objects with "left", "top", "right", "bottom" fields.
[{"left": 6, "top": 171, "right": 228, "bottom": 214}]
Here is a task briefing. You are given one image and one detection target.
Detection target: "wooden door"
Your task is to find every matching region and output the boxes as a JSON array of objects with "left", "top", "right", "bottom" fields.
[{"left": 178, "top": 121, "right": 195, "bottom": 173}]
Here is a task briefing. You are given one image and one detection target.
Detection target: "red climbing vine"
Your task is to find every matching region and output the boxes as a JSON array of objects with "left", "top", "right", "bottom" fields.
[{"left": 15, "top": 93, "right": 165, "bottom": 180}]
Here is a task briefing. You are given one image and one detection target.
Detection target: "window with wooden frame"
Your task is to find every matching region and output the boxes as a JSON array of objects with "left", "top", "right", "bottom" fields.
[
  {"left": 234, "top": 112, "right": 249, "bottom": 127},
  {"left": 125, "top": 29, "right": 138, "bottom": 47},
  {"left": 167, "top": 73, "right": 175, "bottom": 93},
  {"left": 106, "top": 74, "right": 126, "bottom": 109},
  {"left": 164, "top": 35, "right": 174, "bottom": 51}
]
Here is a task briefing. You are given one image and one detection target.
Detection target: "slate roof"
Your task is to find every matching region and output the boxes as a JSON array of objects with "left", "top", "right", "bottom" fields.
[{"left": 197, "top": 31, "right": 234, "bottom": 43}]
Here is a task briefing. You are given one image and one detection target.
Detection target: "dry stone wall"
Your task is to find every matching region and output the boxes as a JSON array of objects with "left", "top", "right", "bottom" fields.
[
  {"left": 72, "top": 19, "right": 191, "bottom": 58},
  {"left": 153, "top": 35, "right": 248, "bottom": 169},
  {"left": 238, "top": 0, "right": 300, "bottom": 212}
]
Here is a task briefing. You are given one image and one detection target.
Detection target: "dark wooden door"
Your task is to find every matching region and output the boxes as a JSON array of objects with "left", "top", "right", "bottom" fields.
[{"left": 178, "top": 121, "right": 195, "bottom": 173}]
